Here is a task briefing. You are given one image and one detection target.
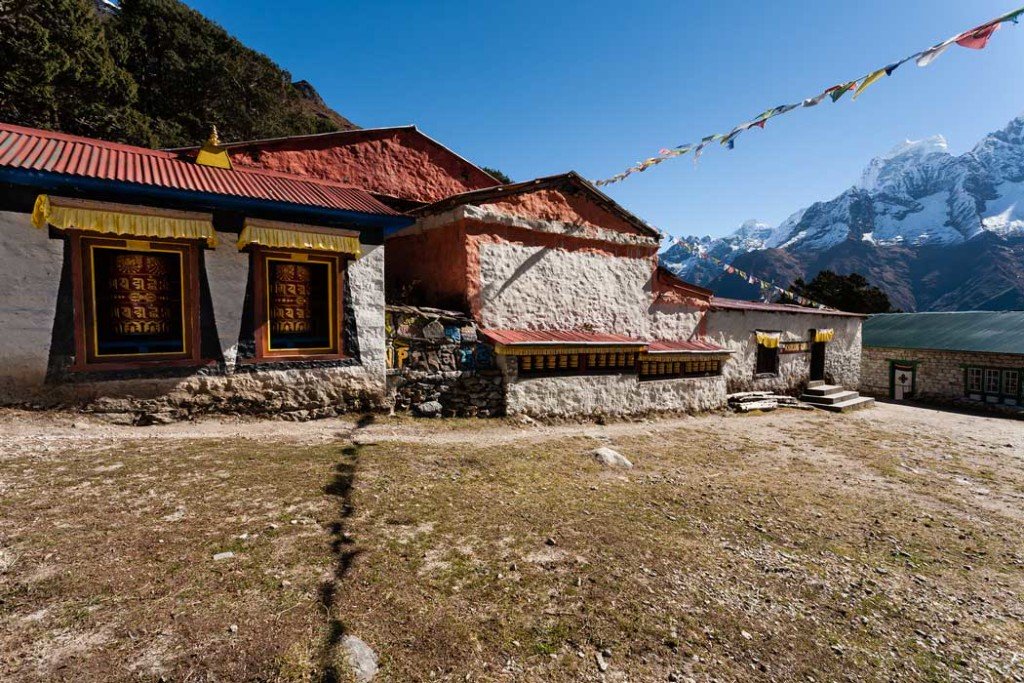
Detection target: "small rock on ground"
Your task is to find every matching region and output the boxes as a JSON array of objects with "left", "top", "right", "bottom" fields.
[
  {"left": 592, "top": 446, "right": 633, "bottom": 469},
  {"left": 340, "top": 634, "right": 378, "bottom": 682}
]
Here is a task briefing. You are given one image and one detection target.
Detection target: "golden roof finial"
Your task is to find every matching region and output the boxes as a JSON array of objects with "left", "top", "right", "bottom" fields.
[{"left": 196, "top": 124, "right": 232, "bottom": 170}]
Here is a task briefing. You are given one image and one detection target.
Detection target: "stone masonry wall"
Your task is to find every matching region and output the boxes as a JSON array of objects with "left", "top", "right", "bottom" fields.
[
  {"left": 861, "top": 346, "right": 1024, "bottom": 403},
  {"left": 475, "top": 240, "right": 655, "bottom": 337},
  {"left": 385, "top": 305, "right": 504, "bottom": 417}
]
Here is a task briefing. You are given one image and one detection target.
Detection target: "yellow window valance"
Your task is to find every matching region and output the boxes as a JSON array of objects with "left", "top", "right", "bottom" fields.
[
  {"left": 755, "top": 331, "right": 781, "bottom": 348},
  {"left": 237, "top": 220, "right": 361, "bottom": 258},
  {"left": 31, "top": 195, "right": 217, "bottom": 247},
  {"left": 814, "top": 328, "right": 835, "bottom": 343}
]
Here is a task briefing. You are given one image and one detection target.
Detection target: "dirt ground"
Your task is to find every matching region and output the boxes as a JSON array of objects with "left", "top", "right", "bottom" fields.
[{"left": 1, "top": 403, "right": 1022, "bottom": 682}]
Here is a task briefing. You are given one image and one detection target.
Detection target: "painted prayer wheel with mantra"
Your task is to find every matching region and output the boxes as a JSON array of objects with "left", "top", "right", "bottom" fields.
[
  {"left": 270, "top": 263, "right": 313, "bottom": 334},
  {"left": 108, "top": 253, "right": 174, "bottom": 336}
]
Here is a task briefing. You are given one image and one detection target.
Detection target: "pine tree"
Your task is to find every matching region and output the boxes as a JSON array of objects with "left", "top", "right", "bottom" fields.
[{"left": 0, "top": 0, "right": 153, "bottom": 144}]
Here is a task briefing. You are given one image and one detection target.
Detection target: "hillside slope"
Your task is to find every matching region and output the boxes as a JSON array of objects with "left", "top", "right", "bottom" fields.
[{"left": 0, "top": 0, "right": 355, "bottom": 148}]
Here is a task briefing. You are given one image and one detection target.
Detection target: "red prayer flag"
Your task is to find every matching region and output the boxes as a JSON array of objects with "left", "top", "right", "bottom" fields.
[{"left": 956, "top": 22, "right": 1000, "bottom": 49}]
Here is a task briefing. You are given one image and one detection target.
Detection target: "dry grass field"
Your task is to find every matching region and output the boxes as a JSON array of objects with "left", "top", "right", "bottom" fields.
[{"left": 1, "top": 403, "right": 1022, "bottom": 682}]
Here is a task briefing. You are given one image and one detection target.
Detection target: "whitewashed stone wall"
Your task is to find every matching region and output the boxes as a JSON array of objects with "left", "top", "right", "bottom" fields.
[
  {"left": 0, "top": 213, "right": 388, "bottom": 417},
  {"left": 649, "top": 306, "right": 704, "bottom": 341},
  {"left": 476, "top": 241, "right": 655, "bottom": 337},
  {"left": 503, "top": 369, "right": 727, "bottom": 418},
  {"left": 704, "top": 310, "right": 862, "bottom": 393},
  {"left": 0, "top": 210, "right": 64, "bottom": 401}
]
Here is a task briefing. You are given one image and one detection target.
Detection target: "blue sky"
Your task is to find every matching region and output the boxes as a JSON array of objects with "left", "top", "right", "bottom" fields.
[{"left": 185, "top": 0, "right": 1024, "bottom": 239}]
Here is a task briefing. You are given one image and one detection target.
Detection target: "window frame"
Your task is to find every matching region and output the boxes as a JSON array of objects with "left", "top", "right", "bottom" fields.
[
  {"left": 250, "top": 246, "right": 347, "bottom": 362},
  {"left": 963, "top": 364, "right": 1024, "bottom": 405},
  {"left": 70, "top": 232, "right": 202, "bottom": 371},
  {"left": 755, "top": 341, "right": 781, "bottom": 377}
]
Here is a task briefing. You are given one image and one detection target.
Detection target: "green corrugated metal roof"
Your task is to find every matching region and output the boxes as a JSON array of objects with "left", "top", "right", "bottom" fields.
[{"left": 863, "top": 312, "right": 1024, "bottom": 355}]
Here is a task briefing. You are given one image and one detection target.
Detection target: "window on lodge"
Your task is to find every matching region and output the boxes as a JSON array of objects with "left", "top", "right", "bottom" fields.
[
  {"left": 256, "top": 250, "right": 342, "bottom": 359},
  {"left": 965, "top": 365, "right": 1021, "bottom": 405},
  {"left": 755, "top": 344, "right": 780, "bottom": 376},
  {"left": 639, "top": 358, "right": 721, "bottom": 380},
  {"left": 77, "top": 236, "right": 198, "bottom": 366},
  {"left": 517, "top": 351, "right": 637, "bottom": 376}
]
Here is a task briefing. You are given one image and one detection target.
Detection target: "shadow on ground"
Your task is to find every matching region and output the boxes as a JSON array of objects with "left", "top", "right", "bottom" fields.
[{"left": 319, "top": 416, "right": 374, "bottom": 681}]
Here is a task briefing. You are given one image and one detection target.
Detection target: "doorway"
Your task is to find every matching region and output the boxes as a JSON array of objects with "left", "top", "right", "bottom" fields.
[
  {"left": 810, "top": 341, "right": 826, "bottom": 382},
  {"left": 890, "top": 362, "right": 917, "bottom": 400}
]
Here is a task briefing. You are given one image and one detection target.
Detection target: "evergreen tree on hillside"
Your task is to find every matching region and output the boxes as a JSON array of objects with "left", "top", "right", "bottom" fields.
[
  {"left": 0, "top": 0, "right": 153, "bottom": 144},
  {"left": 0, "top": 0, "right": 347, "bottom": 147},
  {"left": 791, "top": 271, "right": 896, "bottom": 314},
  {"left": 113, "top": 0, "right": 337, "bottom": 147}
]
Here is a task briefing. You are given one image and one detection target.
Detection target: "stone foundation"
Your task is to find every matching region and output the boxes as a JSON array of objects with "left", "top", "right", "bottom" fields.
[
  {"left": 388, "top": 369, "right": 504, "bottom": 418},
  {"left": 385, "top": 305, "right": 504, "bottom": 417}
]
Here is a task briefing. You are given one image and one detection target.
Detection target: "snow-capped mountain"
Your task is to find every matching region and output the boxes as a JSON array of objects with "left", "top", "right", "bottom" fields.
[
  {"left": 661, "top": 113, "right": 1024, "bottom": 311},
  {"left": 662, "top": 219, "right": 779, "bottom": 282}
]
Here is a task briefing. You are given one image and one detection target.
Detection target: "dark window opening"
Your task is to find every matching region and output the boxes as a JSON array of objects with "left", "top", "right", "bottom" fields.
[
  {"left": 756, "top": 344, "right": 780, "bottom": 376},
  {"left": 90, "top": 246, "right": 186, "bottom": 357}
]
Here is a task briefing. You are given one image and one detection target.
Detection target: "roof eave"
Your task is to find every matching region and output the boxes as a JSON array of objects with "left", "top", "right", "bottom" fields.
[{"left": 0, "top": 167, "right": 414, "bottom": 232}]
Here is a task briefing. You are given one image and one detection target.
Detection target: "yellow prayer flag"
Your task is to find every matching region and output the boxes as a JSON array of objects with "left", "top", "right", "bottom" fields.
[{"left": 852, "top": 68, "right": 888, "bottom": 100}]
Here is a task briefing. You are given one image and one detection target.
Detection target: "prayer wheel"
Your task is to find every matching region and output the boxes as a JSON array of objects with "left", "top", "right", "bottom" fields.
[
  {"left": 108, "top": 253, "right": 174, "bottom": 336},
  {"left": 270, "top": 263, "right": 313, "bottom": 334}
]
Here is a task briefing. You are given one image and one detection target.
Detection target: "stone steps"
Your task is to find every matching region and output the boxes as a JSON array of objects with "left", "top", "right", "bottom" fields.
[{"left": 799, "top": 384, "right": 875, "bottom": 413}]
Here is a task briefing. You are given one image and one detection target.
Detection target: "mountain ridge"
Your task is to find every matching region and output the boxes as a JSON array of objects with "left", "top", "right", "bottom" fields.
[{"left": 662, "top": 113, "right": 1024, "bottom": 311}]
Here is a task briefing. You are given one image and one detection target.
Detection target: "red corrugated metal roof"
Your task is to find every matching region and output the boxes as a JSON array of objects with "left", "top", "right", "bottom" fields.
[
  {"left": 709, "top": 297, "right": 866, "bottom": 318},
  {"left": 481, "top": 329, "right": 646, "bottom": 346},
  {"left": 647, "top": 339, "right": 728, "bottom": 353},
  {"left": 0, "top": 122, "right": 400, "bottom": 216}
]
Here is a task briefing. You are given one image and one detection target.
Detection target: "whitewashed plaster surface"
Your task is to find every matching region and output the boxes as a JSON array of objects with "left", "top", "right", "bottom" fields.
[
  {"left": 704, "top": 310, "right": 862, "bottom": 393},
  {"left": 0, "top": 210, "right": 64, "bottom": 400},
  {"left": 476, "top": 241, "right": 655, "bottom": 337},
  {"left": 504, "top": 371, "right": 727, "bottom": 417}
]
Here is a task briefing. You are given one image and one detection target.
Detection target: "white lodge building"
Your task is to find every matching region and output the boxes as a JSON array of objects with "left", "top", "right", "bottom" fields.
[{"left": 0, "top": 122, "right": 865, "bottom": 421}]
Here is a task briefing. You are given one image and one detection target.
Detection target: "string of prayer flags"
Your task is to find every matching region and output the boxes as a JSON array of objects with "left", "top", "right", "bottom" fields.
[
  {"left": 671, "top": 239, "right": 829, "bottom": 309},
  {"left": 594, "top": 5, "right": 1024, "bottom": 186}
]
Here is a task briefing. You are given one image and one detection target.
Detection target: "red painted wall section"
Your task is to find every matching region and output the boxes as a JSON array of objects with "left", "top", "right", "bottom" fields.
[
  {"left": 228, "top": 130, "right": 499, "bottom": 203},
  {"left": 385, "top": 222, "right": 470, "bottom": 310},
  {"left": 652, "top": 267, "right": 712, "bottom": 309},
  {"left": 479, "top": 188, "right": 649, "bottom": 239}
]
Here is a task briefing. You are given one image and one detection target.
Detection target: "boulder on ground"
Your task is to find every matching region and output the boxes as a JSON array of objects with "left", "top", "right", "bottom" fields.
[
  {"left": 413, "top": 401, "right": 442, "bottom": 418},
  {"left": 592, "top": 447, "right": 633, "bottom": 469}
]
